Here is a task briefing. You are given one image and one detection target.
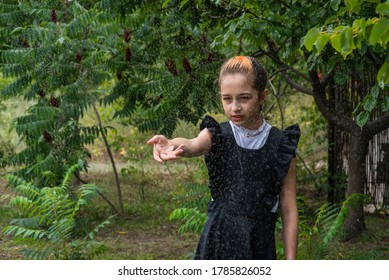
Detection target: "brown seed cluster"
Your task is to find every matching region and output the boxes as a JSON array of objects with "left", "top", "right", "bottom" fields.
[
  {"left": 124, "top": 29, "right": 131, "bottom": 43},
  {"left": 43, "top": 130, "right": 53, "bottom": 143},
  {"left": 51, "top": 9, "right": 57, "bottom": 23},
  {"left": 49, "top": 96, "right": 59, "bottom": 107},
  {"left": 165, "top": 58, "right": 178, "bottom": 76},
  {"left": 125, "top": 47, "right": 132, "bottom": 62},
  {"left": 182, "top": 57, "right": 191, "bottom": 74},
  {"left": 37, "top": 89, "right": 45, "bottom": 97},
  {"left": 76, "top": 52, "right": 82, "bottom": 63}
]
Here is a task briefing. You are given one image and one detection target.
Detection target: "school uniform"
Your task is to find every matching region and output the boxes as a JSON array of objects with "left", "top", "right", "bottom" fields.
[{"left": 194, "top": 115, "right": 300, "bottom": 260}]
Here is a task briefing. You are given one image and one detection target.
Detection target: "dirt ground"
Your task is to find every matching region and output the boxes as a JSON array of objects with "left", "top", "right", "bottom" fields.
[{"left": 0, "top": 164, "right": 199, "bottom": 260}]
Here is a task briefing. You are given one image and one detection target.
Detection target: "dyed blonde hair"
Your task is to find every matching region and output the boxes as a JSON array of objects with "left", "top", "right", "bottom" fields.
[{"left": 218, "top": 56, "right": 268, "bottom": 94}]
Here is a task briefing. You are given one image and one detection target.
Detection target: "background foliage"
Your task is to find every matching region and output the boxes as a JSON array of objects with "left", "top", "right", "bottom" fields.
[{"left": 0, "top": 0, "right": 388, "bottom": 259}]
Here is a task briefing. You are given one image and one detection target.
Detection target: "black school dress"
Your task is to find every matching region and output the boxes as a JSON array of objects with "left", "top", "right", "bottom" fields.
[{"left": 194, "top": 115, "right": 300, "bottom": 260}]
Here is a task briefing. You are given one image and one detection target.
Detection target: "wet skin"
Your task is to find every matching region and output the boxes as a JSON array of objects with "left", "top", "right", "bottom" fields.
[{"left": 220, "top": 73, "right": 267, "bottom": 131}]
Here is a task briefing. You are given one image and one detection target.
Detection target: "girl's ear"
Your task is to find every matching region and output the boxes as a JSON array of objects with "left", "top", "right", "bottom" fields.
[{"left": 259, "top": 88, "right": 268, "bottom": 103}]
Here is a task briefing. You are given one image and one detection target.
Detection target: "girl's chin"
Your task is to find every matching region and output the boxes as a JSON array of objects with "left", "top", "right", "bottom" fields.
[{"left": 230, "top": 117, "right": 262, "bottom": 130}]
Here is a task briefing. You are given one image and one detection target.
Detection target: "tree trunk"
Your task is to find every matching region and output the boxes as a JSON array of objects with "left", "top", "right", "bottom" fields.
[{"left": 344, "top": 130, "right": 368, "bottom": 239}]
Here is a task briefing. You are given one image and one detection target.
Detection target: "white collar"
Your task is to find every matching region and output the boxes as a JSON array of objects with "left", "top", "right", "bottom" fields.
[{"left": 229, "top": 118, "right": 268, "bottom": 138}]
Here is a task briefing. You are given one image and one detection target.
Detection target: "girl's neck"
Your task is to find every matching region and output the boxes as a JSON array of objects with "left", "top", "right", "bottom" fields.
[{"left": 241, "top": 114, "right": 263, "bottom": 130}]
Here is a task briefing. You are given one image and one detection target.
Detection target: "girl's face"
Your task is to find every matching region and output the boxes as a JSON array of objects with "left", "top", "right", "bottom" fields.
[{"left": 220, "top": 73, "right": 266, "bottom": 130}]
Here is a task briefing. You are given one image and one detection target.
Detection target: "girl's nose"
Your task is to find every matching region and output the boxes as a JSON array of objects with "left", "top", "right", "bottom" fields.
[{"left": 232, "top": 101, "right": 241, "bottom": 112}]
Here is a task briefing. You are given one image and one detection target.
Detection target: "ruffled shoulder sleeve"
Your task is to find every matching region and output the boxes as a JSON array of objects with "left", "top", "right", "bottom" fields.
[
  {"left": 199, "top": 115, "right": 222, "bottom": 146},
  {"left": 275, "top": 124, "right": 300, "bottom": 185}
]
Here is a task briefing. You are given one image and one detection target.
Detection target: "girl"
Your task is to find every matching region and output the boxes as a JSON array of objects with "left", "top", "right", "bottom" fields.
[{"left": 147, "top": 56, "right": 300, "bottom": 260}]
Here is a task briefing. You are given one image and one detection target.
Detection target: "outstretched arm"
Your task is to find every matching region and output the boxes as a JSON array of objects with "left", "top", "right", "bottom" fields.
[
  {"left": 146, "top": 128, "right": 212, "bottom": 163},
  {"left": 280, "top": 158, "right": 298, "bottom": 260}
]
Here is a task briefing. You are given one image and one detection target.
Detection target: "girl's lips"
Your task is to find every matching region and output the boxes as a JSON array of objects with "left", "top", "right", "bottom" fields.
[{"left": 231, "top": 115, "right": 244, "bottom": 121}]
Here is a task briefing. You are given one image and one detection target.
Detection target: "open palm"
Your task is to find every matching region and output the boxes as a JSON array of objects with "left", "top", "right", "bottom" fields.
[{"left": 146, "top": 135, "right": 185, "bottom": 163}]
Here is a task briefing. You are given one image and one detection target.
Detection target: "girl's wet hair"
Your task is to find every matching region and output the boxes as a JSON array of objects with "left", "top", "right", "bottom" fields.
[{"left": 219, "top": 56, "right": 268, "bottom": 93}]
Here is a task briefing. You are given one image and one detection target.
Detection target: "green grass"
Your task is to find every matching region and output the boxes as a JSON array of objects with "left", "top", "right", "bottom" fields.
[
  {"left": 0, "top": 183, "right": 24, "bottom": 260},
  {"left": 1, "top": 158, "right": 388, "bottom": 260},
  {"left": 74, "top": 159, "right": 200, "bottom": 260},
  {"left": 322, "top": 214, "right": 389, "bottom": 260}
]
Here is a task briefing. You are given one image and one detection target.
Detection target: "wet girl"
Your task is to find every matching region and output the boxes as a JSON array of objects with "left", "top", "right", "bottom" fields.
[{"left": 147, "top": 56, "right": 300, "bottom": 260}]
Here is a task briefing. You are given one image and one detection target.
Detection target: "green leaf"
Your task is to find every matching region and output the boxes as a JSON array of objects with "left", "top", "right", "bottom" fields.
[
  {"left": 369, "top": 18, "right": 389, "bottom": 45},
  {"left": 315, "top": 33, "right": 330, "bottom": 53},
  {"left": 10, "top": 27, "right": 24, "bottom": 35},
  {"left": 330, "top": 0, "right": 341, "bottom": 10},
  {"left": 356, "top": 111, "right": 370, "bottom": 128},
  {"left": 179, "top": 0, "right": 190, "bottom": 10},
  {"left": 340, "top": 26, "right": 354, "bottom": 57},
  {"left": 376, "top": 3, "right": 389, "bottom": 16},
  {"left": 162, "top": 0, "right": 172, "bottom": 8},
  {"left": 363, "top": 87, "right": 378, "bottom": 112},
  {"left": 371, "top": 84, "right": 379, "bottom": 99},
  {"left": 377, "top": 62, "right": 389, "bottom": 88},
  {"left": 345, "top": 0, "right": 361, "bottom": 13},
  {"left": 381, "top": 95, "right": 389, "bottom": 112},
  {"left": 334, "top": 71, "right": 348, "bottom": 85},
  {"left": 304, "top": 27, "right": 320, "bottom": 51},
  {"left": 222, "top": 30, "right": 232, "bottom": 45},
  {"left": 329, "top": 26, "right": 345, "bottom": 53},
  {"left": 56, "top": 37, "right": 66, "bottom": 45}
]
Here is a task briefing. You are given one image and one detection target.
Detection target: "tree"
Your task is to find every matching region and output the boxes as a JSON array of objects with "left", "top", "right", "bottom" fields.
[
  {"left": 0, "top": 0, "right": 124, "bottom": 215},
  {"left": 205, "top": 0, "right": 389, "bottom": 238},
  {"left": 0, "top": 0, "right": 223, "bottom": 216},
  {"left": 303, "top": 0, "right": 389, "bottom": 237}
]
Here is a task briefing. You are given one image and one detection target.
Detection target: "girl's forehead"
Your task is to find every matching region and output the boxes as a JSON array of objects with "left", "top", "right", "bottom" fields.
[
  {"left": 220, "top": 73, "right": 252, "bottom": 85},
  {"left": 220, "top": 74, "right": 257, "bottom": 94}
]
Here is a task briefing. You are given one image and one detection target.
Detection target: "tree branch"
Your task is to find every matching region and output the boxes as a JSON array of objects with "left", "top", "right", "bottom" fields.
[
  {"left": 281, "top": 72, "right": 313, "bottom": 95},
  {"left": 365, "top": 111, "right": 389, "bottom": 136},
  {"left": 308, "top": 70, "right": 358, "bottom": 133},
  {"left": 268, "top": 79, "right": 285, "bottom": 129},
  {"left": 252, "top": 49, "right": 311, "bottom": 82}
]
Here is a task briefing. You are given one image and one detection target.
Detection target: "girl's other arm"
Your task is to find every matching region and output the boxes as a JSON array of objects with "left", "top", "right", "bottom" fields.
[
  {"left": 147, "top": 128, "right": 212, "bottom": 163},
  {"left": 280, "top": 158, "right": 298, "bottom": 260}
]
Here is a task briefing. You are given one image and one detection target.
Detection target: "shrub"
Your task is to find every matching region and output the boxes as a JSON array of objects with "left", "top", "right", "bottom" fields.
[{"left": 2, "top": 164, "right": 115, "bottom": 259}]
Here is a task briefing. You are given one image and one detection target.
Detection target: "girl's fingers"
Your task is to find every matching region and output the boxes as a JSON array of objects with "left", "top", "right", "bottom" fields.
[
  {"left": 153, "top": 151, "right": 163, "bottom": 163},
  {"left": 159, "top": 144, "right": 185, "bottom": 162},
  {"left": 147, "top": 135, "right": 161, "bottom": 145},
  {"left": 147, "top": 136, "right": 185, "bottom": 163},
  {"left": 174, "top": 144, "right": 185, "bottom": 155}
]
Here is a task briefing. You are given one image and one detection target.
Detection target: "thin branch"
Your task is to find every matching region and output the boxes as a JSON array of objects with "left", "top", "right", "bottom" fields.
[
  {"left": 92, "top": 103, "right": 125, "bottom": 217},
  {"left": 230, "top": 2, "right": 288, "bottom": 29},
  {"left": 297, "top": 153, "right": 321, "bottom": 190},
  {"left": 252, "top": 49, "right": 311, "bottom": 82},
  {"left": 268, "top": 79, "right": 285, "bottom": 129},
  {"left": 281, "top": 72, "right": 313, "bottom": 95},
  {"left": 367, "top": 49, "right": 384, "bottom": 67},
  {"left": 75, "top": 172, "right": 119, "bottom": 214}
]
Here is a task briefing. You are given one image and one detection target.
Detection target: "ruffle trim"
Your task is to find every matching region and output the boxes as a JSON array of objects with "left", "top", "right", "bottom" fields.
[
  {"left": 200, "top": 115, "right": 300, "bottom": 186},
  {"left": 275, "top": 124, "right": 300, "bottom": 186},
  {"left": 200, "top": 115, "right": 222, "bottom": 145}
]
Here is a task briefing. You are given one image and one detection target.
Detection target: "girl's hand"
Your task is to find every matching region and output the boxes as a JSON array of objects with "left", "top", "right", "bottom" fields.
[{"left": 146, "top": 135, "right": 185, "bottom": 163}]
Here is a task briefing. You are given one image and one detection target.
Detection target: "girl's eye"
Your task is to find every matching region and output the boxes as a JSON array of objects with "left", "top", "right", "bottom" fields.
[{"left": 240, "top": 96, "right": 250, "bottom": 100}]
